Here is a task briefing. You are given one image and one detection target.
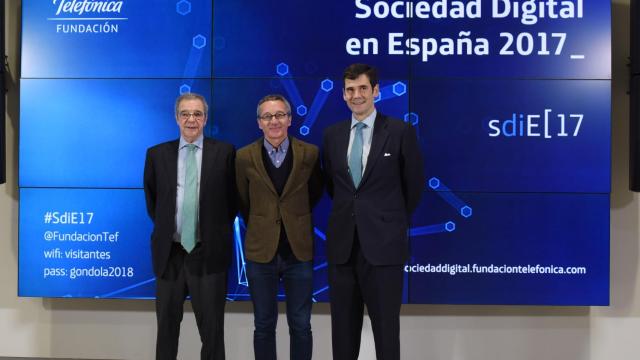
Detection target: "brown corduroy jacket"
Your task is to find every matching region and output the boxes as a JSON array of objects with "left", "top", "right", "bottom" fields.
[{"left": 235, "top": 137, "right": 323, "bottom": 263}]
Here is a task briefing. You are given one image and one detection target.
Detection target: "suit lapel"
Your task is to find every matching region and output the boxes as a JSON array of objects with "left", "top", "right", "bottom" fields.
[
  {"left": 167, "top": 140, "right": 179, "bottom": 194},
  {"left": 199, "top": 138, "right": 219, "bottom": 198},
  {"left": 360, "top": 113, "right": 389, "bottom": 187},
  {"left": 249, "top": 139, "right": 278, "bottom": 196},
  {"left": 335, "top": 120, "right": 352, "bottom": 172},
  {"left": 281, "top": 137, "right": 304, "bottom": 199},
  {"left": 332, "top": 120, "right": 355, "bottom": 191}
]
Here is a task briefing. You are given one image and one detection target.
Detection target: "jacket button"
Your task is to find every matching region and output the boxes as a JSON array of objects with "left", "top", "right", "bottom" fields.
[
  {"left": 351, "top": 212, "right": 355, "bottom": 217},
  {"left": 276, "top": 219, "right": 281, "bottom": 224}
]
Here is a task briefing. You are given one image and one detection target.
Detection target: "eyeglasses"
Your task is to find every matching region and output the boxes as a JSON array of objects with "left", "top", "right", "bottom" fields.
[
  {"left": 258, "top": 112, "right": 290, "bottom": 121},
  {"left": 179, "top": 111, "right": 205, "bottom": 120}
]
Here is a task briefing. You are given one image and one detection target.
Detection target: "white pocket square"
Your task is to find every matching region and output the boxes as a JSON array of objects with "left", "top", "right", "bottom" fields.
[{"left": 384, "top": 153, "right": 391, "bottom": 157}]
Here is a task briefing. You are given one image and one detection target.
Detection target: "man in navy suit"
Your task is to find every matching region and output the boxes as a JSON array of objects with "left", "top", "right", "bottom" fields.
[
  {"left": 144, "top": 93, "right": 236, "bottom": 360},
  {"left": 322, "top": 64, "right": 425, "bottom": 360}
]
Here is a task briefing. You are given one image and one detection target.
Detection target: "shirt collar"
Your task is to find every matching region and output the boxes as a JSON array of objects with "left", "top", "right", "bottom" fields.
[
  {"left": 263, "top": 137, "right": 290, "bottom": 153},
  {"left": 351, "top": 109, "right": 377, "bottom": 130},
  {"left": 179, "top": 134, "right": 204, "bottom": 150}
]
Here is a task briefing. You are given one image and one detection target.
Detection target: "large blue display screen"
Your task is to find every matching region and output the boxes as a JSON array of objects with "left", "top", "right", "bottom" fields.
[
  {"left": 21, "top": 0, "right": 212, "bottom": 78},
  {"left": 19, "top": 0, "right": 611, "bottom": 305}
]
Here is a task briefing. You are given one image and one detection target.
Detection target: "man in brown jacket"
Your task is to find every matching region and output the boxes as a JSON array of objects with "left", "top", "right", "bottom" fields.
[{"left": 236, "top": 94, "right": 323, "bottom": 360}]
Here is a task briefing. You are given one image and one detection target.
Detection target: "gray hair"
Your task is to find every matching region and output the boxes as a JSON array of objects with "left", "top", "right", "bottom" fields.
[
  {"left": 175, "top": 92, "right": 209, "bottom": 117},
  {"left": 256, "top": 94, "right": 291, "bottom": 117}
]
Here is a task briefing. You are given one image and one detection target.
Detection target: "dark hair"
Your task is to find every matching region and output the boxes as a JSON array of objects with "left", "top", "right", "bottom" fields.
[
  {"left": 256, "top": 94, "right": 292, "bottom": 117},
  {"left": 343, "top": 63, "right": 378, "bottom": 88}
]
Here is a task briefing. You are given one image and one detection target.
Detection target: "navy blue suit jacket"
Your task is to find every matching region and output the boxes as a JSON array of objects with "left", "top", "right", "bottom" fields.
[
  {"left": 143, "top": 137, "right": 237, "bottom": 277},
  {"left": 322, "top": 113, "right": 425, "bottom": 265}
]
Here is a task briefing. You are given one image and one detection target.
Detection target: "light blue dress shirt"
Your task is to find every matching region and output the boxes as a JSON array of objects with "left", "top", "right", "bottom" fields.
[
  {"left": 263, "top": 137, "right": 290, "bottom": 168},
  {"left": 347, "top": 109, "right": 376, "bottom": 176}
]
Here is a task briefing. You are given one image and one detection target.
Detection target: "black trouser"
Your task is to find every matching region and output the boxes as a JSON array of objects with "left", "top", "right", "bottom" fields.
[
  {"left": 155, "top": 243, "right": 227, "bottom": 360},
  {"left": 329, "top": 236, "right": 404, "bottom": 360}
]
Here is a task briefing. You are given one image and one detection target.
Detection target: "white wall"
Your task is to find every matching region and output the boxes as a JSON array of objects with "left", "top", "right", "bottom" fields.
[{"left": 2, "top": 1, "right": 637, "bottom": 359}]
